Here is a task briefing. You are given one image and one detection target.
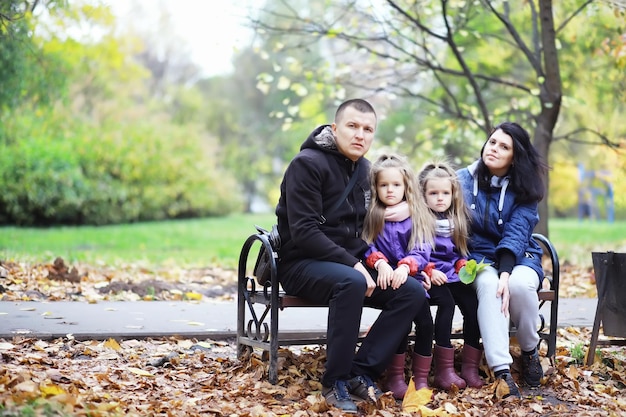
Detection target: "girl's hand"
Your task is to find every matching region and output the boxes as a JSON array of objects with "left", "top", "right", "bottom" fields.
[
  {"left": 497, "top": 272, "right": 510, "bottom": 317},
  {"left": 376, "top": 262, "right": 393, "bottom": 290},
  {"left": 390, "top": 266, "right": 409, "bottom": 289},
  {"left": 430, "top": 269, "right": 448, "bottom": 286},
  {"left": 420, "top": 271, "right": 432, "bottom": 291}
]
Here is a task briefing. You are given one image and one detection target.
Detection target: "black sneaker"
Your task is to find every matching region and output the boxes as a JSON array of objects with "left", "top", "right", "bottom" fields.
[
  {"left": 522, "top": 350, "right": 543, "bottom": 387},
  {"left": 322, "top": 380, "right": 357, "bottom": 413},
  {"left": 498, "top": 372, "right": 521, "bottom": 398},
  {"left": 347, "top": 374, "right": 384, "bottom": 402}
]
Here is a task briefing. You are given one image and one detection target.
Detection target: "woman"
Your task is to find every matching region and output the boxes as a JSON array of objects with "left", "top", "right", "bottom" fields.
[{"left": 457, "top": 122, "right": 548, "bottom": 398}]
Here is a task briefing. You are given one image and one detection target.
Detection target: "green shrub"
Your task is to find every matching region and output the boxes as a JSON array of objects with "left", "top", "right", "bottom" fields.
[{"left": 0, "top": 109, "right": 242, "bottom": 225}]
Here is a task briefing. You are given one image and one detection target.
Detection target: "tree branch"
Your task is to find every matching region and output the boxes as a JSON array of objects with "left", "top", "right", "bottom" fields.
[
  {"left": 385, "top": 0, "right": 447, "bottom": 41},
  {"left": 553, "top": 127, "right": 622, "bottom": 149},
  {"left": 485, "top": 0, "right": 543, "bottom": 74},
  {"left": 441, "top": 0, "right": 491, "bottom": 130},
  {"left": 556, "top": 0, "right": 593, "bottom": 34}
]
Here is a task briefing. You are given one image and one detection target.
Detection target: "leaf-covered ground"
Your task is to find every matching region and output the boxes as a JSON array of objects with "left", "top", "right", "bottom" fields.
[
  {"left": 0, "top": 257, "right": 596, "bottom": 303},
  {"left": 1, "top": 258, "right": 626, "bottom": 416}
]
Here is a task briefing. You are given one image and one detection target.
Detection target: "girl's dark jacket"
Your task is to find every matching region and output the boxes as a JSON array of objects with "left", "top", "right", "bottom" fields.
[{"left": 276, "top": 125, "right": 371, "bottom": 268}]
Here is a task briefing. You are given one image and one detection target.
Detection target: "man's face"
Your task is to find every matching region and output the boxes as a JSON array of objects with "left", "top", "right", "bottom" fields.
[{"left": 332, "top": 106, "right": 376, "bottom": 161}]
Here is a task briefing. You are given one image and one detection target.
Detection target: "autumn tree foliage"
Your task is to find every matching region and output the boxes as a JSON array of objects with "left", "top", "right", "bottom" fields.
[{"left": 251, "top": 0, "right": 626, "bottom": 234}]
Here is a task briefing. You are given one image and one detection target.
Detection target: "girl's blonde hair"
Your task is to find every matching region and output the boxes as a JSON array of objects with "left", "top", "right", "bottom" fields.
[
  {"left": 363, "top": 153, "right": 435, "bottom": 250},
  {"left": 417, "top": 159, "right": 471, "bottom": 256}
]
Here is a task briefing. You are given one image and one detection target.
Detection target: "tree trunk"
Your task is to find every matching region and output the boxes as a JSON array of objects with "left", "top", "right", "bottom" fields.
[
  {"left": 533, "top": 125, "right": 551, "bottom": 236},
  {"left": 533, "top": 0, "right": 562, "bottom": 237}
]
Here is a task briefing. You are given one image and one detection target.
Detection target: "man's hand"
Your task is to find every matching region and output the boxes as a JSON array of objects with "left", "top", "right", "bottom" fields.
[
  {"left": 497, "top": 272, "right": 510, "bottom": 317},
  {"left": 355, "top": 261, "right": 377, "bottom": 297},
  {"left": 430, "top": 269, "right": 448, "bottom": 286},
  {"left": 419, "top": 272, "right": 432, "bottom": 291}
]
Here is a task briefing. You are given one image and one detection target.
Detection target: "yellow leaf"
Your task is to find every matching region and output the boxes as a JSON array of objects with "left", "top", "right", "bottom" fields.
[
  {"left": 494, "top": 377, "right": 513, "bottom": 399},
  {"left": 402, "top": 377, "right": 432, "bottom": 411},
  {"left": 104, "top": 338, "right": 121, "bottom": 351},
  {"left": 97, "top": 402, "right": 120, "bottom": 411},
  {"left": 41, "top": 383, "right": 66, "bottom": 397},
  {"left": 127, "top": 367, "right": 154, "bottom": 377},
  {"left": 185, "top": 292, "right": 202, "bottom": 300}
]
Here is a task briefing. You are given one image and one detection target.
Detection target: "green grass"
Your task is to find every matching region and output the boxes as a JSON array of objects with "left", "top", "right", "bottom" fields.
[
  {"left": 548, "top": 218, "right": 626, "bottom": 267},
  {"left": 0, "top": 213, "right": 277, "bottom": 269},
  {"left": 0, "top": 215, "right": 624, "bottom": 269}
]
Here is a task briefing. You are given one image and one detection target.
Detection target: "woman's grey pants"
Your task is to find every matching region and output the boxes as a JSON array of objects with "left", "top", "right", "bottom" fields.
[{"left": 473, "top": 265, "right": 540, "bottom": 373}]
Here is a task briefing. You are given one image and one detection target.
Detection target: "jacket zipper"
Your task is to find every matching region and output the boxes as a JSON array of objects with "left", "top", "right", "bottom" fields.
[{"left": 483, "top": 190, "right": 491, "bottom": 230}]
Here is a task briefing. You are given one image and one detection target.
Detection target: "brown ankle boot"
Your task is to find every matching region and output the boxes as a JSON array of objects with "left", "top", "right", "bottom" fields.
[
  {"left": 410, "top": 352, "right": 432, "bottom": 390},
  {"left": 384, "top": 353, "right": 408, "bottom": 399},
  {"left": 460, "top": 344, "right": 485, "bottom": 388},
  {"left": 433, "top": 345, "right": 467, "bottom": 390}
]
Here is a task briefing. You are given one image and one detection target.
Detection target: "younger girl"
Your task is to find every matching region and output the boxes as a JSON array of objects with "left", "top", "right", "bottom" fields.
[
  {"left": 362, "top": 153, "right": 435, "bottom": 399},
  {"left": 416, "top": 161, "right": 484, "bottom": 390}
]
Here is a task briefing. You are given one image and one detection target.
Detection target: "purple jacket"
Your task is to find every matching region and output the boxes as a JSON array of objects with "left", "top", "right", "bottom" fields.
[
  {"left": 365, "top": 218, "right": 464, "bottom": 283},
  {"left": 418, "top": 234, "right": 464, "bottom": 284},
  {"left": 364, "top": 218, "right": 430, "bottom": 274}
]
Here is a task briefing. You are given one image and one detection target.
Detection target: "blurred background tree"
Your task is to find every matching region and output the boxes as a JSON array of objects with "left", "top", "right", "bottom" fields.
[
  {"left": 249, "top": 0, "right": 626, "bottom": 235},
  {"left": 0, "top": 0, "right": 241, "bottom": 225},
  {"left": 0, "top": 0, "right": 623, "bottom": 228}
]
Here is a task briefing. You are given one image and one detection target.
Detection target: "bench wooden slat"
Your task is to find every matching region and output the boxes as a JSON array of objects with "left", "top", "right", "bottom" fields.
[
  {"left": 538, "top": 289, "right": 555, "bottom": 302},
  {"left": 268, "top": 289, "right": 555, "bottom": 307}
]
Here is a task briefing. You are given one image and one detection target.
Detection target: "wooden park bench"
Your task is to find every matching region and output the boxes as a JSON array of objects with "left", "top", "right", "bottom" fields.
[{"left": 237, "top": 229, "right": 560, "bottom": 384}]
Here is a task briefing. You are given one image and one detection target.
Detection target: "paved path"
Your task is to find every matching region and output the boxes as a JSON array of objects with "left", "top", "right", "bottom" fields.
[{"left": 0, "top": 298, "right": 598, "bottom": 341}]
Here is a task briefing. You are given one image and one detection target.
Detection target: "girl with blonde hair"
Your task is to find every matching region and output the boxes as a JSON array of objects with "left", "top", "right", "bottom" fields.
[
  {"left": 362, "top": 152, "right": 436, "bottom": 399},
  {"left": 416, "top": 160, "right": 483, "bottom": 391}
]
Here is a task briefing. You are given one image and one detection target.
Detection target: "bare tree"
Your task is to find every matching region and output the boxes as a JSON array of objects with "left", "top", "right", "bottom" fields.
[{"left": 252, "top": 0, "right": 624, "bottom": 235}]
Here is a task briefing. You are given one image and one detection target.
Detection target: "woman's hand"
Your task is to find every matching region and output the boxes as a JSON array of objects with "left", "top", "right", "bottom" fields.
[
  {"left": 497, "top": 272, "right": 510, "bottom": 317},
  {"left": 430, "top": 269, "right": 448, "bottom": 286},
  {"left": 355, "top": 261, "right": 377, "bottom": 297}
]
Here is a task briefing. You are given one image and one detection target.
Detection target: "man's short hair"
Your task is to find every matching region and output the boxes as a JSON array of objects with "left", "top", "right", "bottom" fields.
[{"left": 335, "top": 98, "right": 376, "bottom": 123}]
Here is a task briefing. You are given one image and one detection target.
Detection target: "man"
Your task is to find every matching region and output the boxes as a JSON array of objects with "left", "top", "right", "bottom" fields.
[{"left": 276, "top": 99, "right": 426, "bottom": 413}]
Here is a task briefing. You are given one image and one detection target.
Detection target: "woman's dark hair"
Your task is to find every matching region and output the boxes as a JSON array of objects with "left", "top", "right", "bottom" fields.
[{"left": 476, "top": 121, "right": 548, "bottom": 203}]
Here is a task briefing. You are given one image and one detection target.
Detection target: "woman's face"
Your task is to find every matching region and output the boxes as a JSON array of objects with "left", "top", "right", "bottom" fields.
[{"left": 482, "top": 128, "right": 514, "bottom": 177}]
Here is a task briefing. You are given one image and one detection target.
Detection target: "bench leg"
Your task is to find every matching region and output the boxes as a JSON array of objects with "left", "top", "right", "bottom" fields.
[
  {"left": 269, "top": 278, "right": 280, "bottom": 384},
  {"left": 548, "top": 295, "right": 559, "bottom": 360}
]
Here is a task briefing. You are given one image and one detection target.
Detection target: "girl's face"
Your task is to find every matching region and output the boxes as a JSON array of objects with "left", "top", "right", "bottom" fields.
[
  {"left": 424, "top": 178, "right": 453, "bottom": 213},
  {"left": 376, "top": 167, "right": 405, "bottom": 207},
  {"left": 482, "top": 128, "right": 514, "bottom": 177}
]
